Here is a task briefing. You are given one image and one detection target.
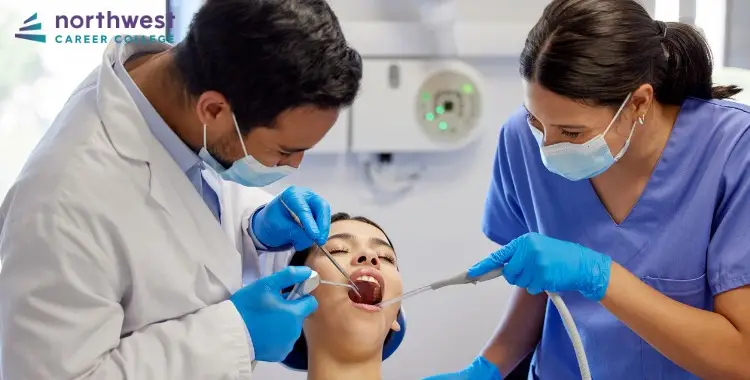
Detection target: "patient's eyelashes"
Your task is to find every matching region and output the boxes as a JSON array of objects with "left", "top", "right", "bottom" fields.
[
  {"left": 379, "top": 253, "right": 396, "bottom": 264},
  {"left": 326, "top": 248, "right": 397, "bottom": 265}
]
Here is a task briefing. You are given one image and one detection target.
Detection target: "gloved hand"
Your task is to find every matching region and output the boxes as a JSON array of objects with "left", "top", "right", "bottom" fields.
[
  {"left": 230, "top": 266, "right": 318, "bottom": 362},
  {"left": 423, "top": 356, "right": 502, "bottom": 380},
  {"left": 469, "top": 232, "right": 612, "bottom": 301},
  {"left": 252, "top": 185, "right": 331, "bottom": 250}
]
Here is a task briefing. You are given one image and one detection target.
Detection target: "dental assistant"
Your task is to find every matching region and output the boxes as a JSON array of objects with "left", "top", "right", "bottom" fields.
[
  {"left": 0, "top": 0, "right": 362, "bottom": 379},
  {"left": 426, "top": 0, "right": 750, "bottom": 379}
]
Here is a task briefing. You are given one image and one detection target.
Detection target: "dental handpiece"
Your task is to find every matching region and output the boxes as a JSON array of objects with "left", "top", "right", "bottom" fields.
[
  {"left": 377, "top": 268, "right": 505, "bottom": 308},
  {"left": 286, "top": 271, "right": 321, "bottom": 301},
  {"left": 286, "top": 270, "right": 358, "bottom": 301}
]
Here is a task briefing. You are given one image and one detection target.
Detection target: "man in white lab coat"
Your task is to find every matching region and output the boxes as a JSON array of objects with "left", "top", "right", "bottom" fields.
[{"left": 0, "top": 0, "right": 361, "bottom": 379}]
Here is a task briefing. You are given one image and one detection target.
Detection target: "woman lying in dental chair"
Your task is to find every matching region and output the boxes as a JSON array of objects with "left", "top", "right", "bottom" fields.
[{"left": 281, "top": 212, "right": 406, "bottom": 380}]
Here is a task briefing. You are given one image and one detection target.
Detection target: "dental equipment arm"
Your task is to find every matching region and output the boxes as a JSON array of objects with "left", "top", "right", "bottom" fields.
[{"left": 378, "top": 268, "right": 505, "bottom": 307}]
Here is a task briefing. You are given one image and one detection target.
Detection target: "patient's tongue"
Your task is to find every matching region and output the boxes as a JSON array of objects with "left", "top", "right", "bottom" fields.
[{"left": 349, "top": 281, "right": 381, "bottom": 305}]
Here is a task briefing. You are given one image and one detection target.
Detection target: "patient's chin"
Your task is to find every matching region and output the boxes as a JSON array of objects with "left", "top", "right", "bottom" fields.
[
  {"left": 309, "top": 292, "right": 394, "bottom": 355},
  {"left": 328, "top": 327, "right": 388, "bottom": 361},
  {"left": 315, "top": 313, "right": 391, "bottom": 356}
]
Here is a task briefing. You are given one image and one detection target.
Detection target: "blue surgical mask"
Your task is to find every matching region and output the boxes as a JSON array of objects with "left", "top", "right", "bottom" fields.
[
  {"left": 198, "top": 113, "right": 296, "bottom": 187},
  {"left": 528, "top": 94, "right": 641, "bottom": 181}
]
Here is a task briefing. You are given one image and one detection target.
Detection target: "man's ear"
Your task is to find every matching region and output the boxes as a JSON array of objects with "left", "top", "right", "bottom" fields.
[{"left": 391, "top": 318, "right": 401, "bottom": 332}]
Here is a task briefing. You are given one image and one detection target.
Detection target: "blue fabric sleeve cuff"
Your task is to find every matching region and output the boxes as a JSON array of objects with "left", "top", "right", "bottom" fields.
[{"left": 710, "top": 273, "right": 750, "bottom": 295}]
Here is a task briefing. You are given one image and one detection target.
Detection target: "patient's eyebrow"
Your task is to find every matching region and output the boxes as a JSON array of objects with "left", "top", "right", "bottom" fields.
[{"left": 328, "top": 233, "right": 394, "bottom": 252}]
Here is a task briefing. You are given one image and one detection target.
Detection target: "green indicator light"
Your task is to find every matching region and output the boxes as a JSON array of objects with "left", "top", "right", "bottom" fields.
[
  {"left": 422, "top": 92, "right": 431, "bottom": 101},
  {"left": 438, "top": 121, "right": 448, "bottom": 130},
  {"left": 425, "top": 113, "right": 435, "bottom": 121},
  {"left": 435, "top": 106, "right": 445, "bottom": 115},
  {"left": 462, "top": 84, "right": 474, "bottom": 94}
]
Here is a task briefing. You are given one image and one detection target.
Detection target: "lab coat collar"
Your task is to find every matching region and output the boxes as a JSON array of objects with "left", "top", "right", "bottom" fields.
[
  {"left": 96, "top": 39, "right": 177, "bottom": 214},
  {"left": 96, "top": 39, "right": 170, "bottom": 164}
]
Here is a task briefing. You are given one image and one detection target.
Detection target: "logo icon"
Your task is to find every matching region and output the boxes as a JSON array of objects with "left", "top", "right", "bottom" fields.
[{"left": 15, "top": 13, "right": 46, "bottom": 43}]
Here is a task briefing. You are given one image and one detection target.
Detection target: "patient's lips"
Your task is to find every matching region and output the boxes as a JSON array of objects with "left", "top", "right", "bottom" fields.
[{"left": 347, "top": 268, "right": 384, "bottom": 310}]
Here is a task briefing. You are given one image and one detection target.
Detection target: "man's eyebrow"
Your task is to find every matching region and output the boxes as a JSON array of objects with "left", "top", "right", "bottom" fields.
[{"left": 278, "top": 145, "right": 310, "bottom": 153}]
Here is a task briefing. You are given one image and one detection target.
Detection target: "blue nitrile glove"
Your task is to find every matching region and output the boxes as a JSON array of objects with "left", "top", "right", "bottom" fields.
[
  {"left": 252, "top": 185, "right": 331, "bottom": 250},
  {"left": 469, "top": 232, "right": 612, "bottom": 301},
  {"left": 230, "top": 266, "right": 319, "bottom": 362},
  {"left": 423, "top": 356, "right": 502, "bottom": 380}
]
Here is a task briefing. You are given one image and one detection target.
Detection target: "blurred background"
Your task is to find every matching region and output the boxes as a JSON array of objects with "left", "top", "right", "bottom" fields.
[{"left": 0, "top": 0, "right": 746, "bottom": 378}]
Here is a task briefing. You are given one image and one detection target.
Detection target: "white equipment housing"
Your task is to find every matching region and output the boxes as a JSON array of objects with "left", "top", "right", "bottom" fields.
[{"left": 350, "top": 59, "right": 486, "bottom": 153}]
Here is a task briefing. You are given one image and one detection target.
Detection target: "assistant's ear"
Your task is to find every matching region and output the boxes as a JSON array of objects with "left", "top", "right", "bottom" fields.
[
  {"left": 391, "top": 318, "right": 401, "bottom": 332},
  {"left": 630, "top": 84, "right": 655, "bottom": 121}
]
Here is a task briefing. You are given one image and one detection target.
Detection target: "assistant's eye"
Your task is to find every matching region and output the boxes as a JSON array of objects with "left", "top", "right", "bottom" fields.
[
  {"left": 560, "top": 130, "right": 581, "bottom": 138},
  {"left": 526, "top": 114, "right": 540, "bottom": 126}
]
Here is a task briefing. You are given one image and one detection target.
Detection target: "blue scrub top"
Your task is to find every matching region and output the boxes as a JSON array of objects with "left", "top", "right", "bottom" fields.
[{"left": 483, "top": 98, "right": 750, "bottom": 379}]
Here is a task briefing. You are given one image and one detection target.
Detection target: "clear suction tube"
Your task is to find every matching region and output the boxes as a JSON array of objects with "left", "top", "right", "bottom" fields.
[{"left": 547, "top": 292, "right": 592, "bottom": 380}]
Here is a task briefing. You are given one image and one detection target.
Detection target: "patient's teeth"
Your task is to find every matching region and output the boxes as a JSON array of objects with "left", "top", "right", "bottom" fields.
[{"left": 354, "top": 275, "right": 379, "bottom": 285}]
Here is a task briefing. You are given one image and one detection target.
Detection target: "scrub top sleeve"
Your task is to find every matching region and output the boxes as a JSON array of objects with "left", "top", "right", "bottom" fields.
[
  {"left": 482, "top": 124, "right": 530, "bottom": 246},
  {"left": 707, "top": 129, "right": 750, "bottom": 295}
]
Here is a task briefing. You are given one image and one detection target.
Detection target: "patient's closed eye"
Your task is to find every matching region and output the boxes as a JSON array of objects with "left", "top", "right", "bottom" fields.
[{"left": 378, "top": 252, "right": 396, "bottom": 264}]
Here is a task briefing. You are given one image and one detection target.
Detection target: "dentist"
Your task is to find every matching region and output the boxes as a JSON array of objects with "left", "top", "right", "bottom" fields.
[{"left": 0, "top": 0, "right": 361, "bottom": 379}]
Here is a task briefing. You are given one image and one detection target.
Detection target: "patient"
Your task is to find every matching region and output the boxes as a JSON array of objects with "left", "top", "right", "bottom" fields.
[{"left": 282, "top": 212, "right": 406, "bottom": 380}]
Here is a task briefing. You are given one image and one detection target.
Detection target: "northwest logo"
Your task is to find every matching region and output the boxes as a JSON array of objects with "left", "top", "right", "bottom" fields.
[{"left": 15, "top": 13, "right": 46, "bottom": 43}]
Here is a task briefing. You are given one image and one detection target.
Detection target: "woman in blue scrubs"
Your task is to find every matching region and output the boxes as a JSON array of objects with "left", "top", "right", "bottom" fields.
[{"left": 426, "top": 0, "right": 749, "bottom": 379}]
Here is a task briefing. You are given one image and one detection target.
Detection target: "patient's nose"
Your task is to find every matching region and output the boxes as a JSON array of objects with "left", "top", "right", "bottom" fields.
[{"left": 351, "top": 251, "right": 380, "bottom": 269}]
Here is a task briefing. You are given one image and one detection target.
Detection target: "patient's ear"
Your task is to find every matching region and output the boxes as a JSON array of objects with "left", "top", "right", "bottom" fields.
[{"left": 391, "top": 319, "right": 401, "bottom": 332}]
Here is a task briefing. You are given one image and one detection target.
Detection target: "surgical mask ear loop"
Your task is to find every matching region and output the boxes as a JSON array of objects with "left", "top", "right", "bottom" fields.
[
  {"left": 612, "top": 113, "right": 646, "bottom": 161},
  {"left": 230, "top": 113, "right": 252, "bottom": 160},
  {"left": 600, "top": 93, "right": 632, "bottom": 138},
  {"left": 202, "top": 124, "right": 208, "bottom": 149}
]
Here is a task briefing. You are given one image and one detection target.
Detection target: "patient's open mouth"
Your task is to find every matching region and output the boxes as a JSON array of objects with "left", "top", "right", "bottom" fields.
[{"left": 347, "top": 269, "right": 384, "bottom": 310}]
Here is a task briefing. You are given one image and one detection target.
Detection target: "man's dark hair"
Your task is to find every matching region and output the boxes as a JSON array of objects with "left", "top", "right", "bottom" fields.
[
  {"left": 520, "top": 0, "right": 742, "bottom": 108},
  {"left": 172, "top": 0, "right": 362, "bottom": 132}
]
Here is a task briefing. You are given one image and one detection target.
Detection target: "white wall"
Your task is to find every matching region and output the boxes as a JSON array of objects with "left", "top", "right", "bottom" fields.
[
  {"left": 726, "top": 0, "right": 750, "bottom": 69},
  {"left": 251, "top": 1, "right": 655, "bottom": 379}
]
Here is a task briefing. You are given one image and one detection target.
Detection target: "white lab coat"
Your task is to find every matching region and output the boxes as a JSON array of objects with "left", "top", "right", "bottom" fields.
[{"left": 0, "top": 41, "right": 293, "bottom": 380}]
